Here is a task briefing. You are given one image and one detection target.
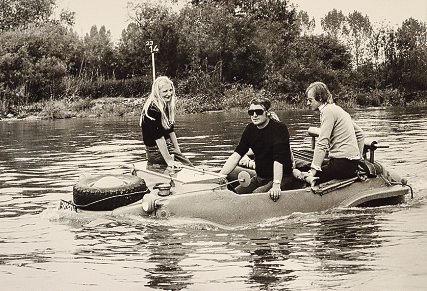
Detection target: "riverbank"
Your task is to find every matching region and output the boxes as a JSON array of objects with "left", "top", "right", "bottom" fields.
[
  {"left": 1, "top": 89, "right": 426, "bottom": 121},
  {"left": 0, "top": 97, "right": 144, "bottom": 121},
  {"left": 0, "top": 90, "right": 305, "bottom": 120}
]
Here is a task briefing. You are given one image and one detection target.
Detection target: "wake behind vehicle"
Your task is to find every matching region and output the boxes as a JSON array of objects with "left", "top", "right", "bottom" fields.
[{"left": 59, "top": 128, "right": 411, "bottom": 226}]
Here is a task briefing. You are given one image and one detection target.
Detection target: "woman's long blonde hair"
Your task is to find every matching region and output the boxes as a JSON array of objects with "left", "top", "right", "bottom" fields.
[{"left": 140, "top": 76, "right": 176, "bottom": 129}]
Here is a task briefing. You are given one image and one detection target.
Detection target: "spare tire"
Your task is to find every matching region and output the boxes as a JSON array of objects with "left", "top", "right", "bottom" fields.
[{"left": 73, "top": 174, "right": 149, "bottom": 211}]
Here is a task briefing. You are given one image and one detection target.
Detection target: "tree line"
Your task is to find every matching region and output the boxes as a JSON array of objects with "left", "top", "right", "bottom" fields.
[{"left": 1, "top": 0, "right": 426, "bottom": 113}]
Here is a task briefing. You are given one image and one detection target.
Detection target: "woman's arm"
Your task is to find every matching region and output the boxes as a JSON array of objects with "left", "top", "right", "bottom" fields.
[
  {"left": 169, "top": 132, "right": 181, "bottom": 153},
  {"left": 155, "top": 137, "right": 175, "bottom": 167}
]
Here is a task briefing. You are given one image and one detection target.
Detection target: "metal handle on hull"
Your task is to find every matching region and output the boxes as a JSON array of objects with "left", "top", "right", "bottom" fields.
[{"left": 142, "top": 196, "right": 164, "bottom": 213}]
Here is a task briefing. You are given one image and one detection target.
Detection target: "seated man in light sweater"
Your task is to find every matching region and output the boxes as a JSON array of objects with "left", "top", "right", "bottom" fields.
[{"left": 301, "top": 82, "right": 365, "bottom": 185}]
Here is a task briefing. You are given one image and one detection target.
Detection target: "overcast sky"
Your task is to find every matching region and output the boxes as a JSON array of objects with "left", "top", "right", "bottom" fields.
[{"left": 56, "top": 0, "right": 427, "bottom": 41}]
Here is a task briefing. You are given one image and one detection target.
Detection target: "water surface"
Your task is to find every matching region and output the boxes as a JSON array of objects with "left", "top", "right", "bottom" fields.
[{"left": 1, "top": 106, "right": 426, "bottom": 290}]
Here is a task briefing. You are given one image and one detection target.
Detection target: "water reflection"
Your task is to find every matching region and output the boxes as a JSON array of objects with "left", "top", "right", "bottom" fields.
[
  {"left": 217, "top": 209, "right": 383, "bottom": 289},
  {"left": 144, "top": 231, "right": 192, "bottom": 290},
  {"left": 247, "top": 237, "right": 293, "bottom": 288},
  {"left": 312, "top": 211, "right": 381, "bottom": 273}
]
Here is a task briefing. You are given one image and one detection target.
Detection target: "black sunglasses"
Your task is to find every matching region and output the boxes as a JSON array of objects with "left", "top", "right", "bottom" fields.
[{"left": 248, "top": 109, "right": 265, "bottom": 116}]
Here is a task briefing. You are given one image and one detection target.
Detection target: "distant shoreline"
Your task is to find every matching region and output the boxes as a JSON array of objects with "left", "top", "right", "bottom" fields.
[{"left": 1, "top": 91, "right": 426, "bottom": 121}]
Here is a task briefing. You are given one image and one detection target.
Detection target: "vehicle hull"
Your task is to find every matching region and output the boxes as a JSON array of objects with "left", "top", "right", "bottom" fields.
[{"left": 64, "top": 161, "right": 408, "bottom": 226}]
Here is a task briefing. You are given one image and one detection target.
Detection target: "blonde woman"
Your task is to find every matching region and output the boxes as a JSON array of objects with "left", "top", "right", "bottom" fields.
[{"left": 140, "top": 76, "right": 192, "bottom": 168}]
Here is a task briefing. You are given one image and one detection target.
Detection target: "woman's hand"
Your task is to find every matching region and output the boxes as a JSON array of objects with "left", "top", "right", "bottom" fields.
[
  {"left": 218, "top": 176, "right": 229, "bottom": 186},
  {"left": 167, "top": 160, "right": 183, "bottom": 170}
]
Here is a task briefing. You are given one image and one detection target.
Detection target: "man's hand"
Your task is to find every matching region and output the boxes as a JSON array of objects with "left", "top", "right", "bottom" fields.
[
  {"left": 269, "top": 183, "right": 281, "bottom": 202},
  {"left": 292, "top": 169, "right": 305, "bottom": 180},
  {"left": 293, "top": 169, "right": 319, "bottom": 187},
  {"left": 239, "top": 155, "right": 256, "bottom": 169},
  {"left": 301, "top": 170, "right": 319, "bottom": 187}
]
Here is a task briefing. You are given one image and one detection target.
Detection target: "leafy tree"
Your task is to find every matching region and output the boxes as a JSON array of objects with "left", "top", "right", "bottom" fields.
[
  {"left": 83, "top": 25, "right": 116, "bottom": 79},
  {"left": 0, "top": 46, "right": 31, "bottom": 90},
  {"left": 120, "top": 2, "right": 180, "bottom": 79},
  {"left": 394, "top": 18, "right": 427, "bottom": 91},
  {"left": 245, "top": 0, "right": 298, "bottom": 88},
  {"left": 346, "top": 11, "right": 372, "bottom": 68},
  {"left": 181, "top": 0, "right": 298, "bottom": 87},
  {"left": 0, "top": 23, "right": 83, "bottom": 101},
  {"left": 247, "top": 0, "right": 298, "bottom": 45},
  {"left": 115, "top": 23, "right": 148, "bottom": 79},
  {"left": 175, "top": 3, "right": 257, "bottom": 97},
  {"left": 57, "top": 9, "right": 76, "bottom": 27},
  {"left": 271, "top": 35, "right": 351, "bottom": 94},
  {"left": 367, "top": 23, "right": 391, "bottom": 68},
  {"left": 177, "top": 3, "right": 249, "bottom": 79},
  {"left": 0, "top": 0, "right": 55, "bottom": 31},
  {"left": 296, "top": 10, "right": 315, "bottom": 36},
  {"left": 177, "top": 3, "right": 232, "bottom": 80},
  {"left": 224, "top": 16, "right": 266, "bottom": 85},
  {"left": 321, "top": 9, "right": 347, "bottom": 40}
]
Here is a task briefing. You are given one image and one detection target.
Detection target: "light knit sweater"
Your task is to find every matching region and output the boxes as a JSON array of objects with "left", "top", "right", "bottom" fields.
[{"left": 311, "top": 103, "right": 365, "bottom": 171}]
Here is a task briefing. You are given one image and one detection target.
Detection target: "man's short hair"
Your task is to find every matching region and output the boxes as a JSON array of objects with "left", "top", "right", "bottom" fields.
[{"left": 250, "top": 97, "right": 271, "bottom": 110}]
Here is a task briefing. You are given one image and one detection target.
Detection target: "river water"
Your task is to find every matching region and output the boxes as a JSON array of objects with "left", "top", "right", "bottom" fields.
[{"left": 1, "top": 106, "right": 426, "bottom": 290}]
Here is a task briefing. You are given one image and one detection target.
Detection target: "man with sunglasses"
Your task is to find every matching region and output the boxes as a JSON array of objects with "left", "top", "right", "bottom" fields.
[{"left": 220, "top": 97, "right": 293, "bottom": 202}]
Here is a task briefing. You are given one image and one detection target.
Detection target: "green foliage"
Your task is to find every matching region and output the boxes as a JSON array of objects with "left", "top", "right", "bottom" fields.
[
  {"left": 0, "top": 0, "right": 426, "bottom": 116},
  {"left": 120, "top": 2, "right": 180, "bottom": 78},
  {"left": 76, "top": 76, "right": 151, "bottom": 98},
  {"left": 40, "top": 99, "right": 73, "bottom": 119},
  {"left": 296, "top": 10, "right": 315, "bottom": 35},
  {"left": 0, "top": 23, "right": 83, "bottom": 100},
  {"left": 0, "top": 0, "right": 55, "bottom": 31},
  {"left": 321, "top": 9, "right": 347, "bottom": 39},
  {"left": 267, "top": 35, "right": 351, "bottom": 94},
  {"left": 321, "top": 9, "right": 372, "bottom": 68},
  {"left": 82, "top": 25, "right": 116, "bottom": 79},
  {"left": 394, "top": 18, "right": 427, "bottom": 91},
  {"left": 115, "top": 23, "right": 149, "bottom": 79},
  {"left": 223, "top": 84, "right": 271, "bottom": 108},
  {"left": 68, "top": 98, "right": 92, "bottom": 112},
  {"left": 176, "top": 0, "right": 298, "bottom": 88},
  {"left": 354, "top": 88, "right": 402, "bottom": 106},
  {"left": 346, "top": 11, "right": 372, "bottom": 67}
]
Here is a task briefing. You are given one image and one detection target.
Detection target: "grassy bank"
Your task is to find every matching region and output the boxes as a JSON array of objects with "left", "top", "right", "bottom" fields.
[
  {"left": 1, "top": 87, "right": 426, "bottom": 120},
  {"left": 0, "top": 85, "right": 306, "bottom": 120},
  {"left": 0, "top": 97, "right": 144, "bottom": 120}
]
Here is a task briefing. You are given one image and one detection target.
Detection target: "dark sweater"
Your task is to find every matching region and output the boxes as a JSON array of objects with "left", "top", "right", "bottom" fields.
[
  {"left": 235, "top": 119, "right": 293, "bottom": 178},
  {"left": 141, "top": 105, "right": 174, "bottom": 147}
]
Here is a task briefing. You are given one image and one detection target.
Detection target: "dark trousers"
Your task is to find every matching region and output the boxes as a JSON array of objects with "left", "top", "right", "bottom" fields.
[
  {"left": 235, "top": 174, "right": 296, "bottom": 194},
  {"left": 316, "top": 158, "right": 359, "bottom": 183}
]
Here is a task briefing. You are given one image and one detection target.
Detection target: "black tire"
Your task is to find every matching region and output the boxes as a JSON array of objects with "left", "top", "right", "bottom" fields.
[{"left": 73, "top": 174, "right": 148, "bottom": 211}]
